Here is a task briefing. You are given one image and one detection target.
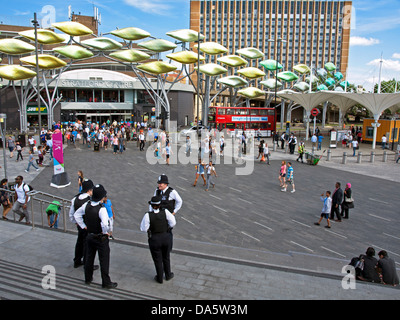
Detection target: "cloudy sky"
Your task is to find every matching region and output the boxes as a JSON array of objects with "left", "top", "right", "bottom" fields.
[{"left": 2, "top": 0, "right": 400, "bottom": 91}]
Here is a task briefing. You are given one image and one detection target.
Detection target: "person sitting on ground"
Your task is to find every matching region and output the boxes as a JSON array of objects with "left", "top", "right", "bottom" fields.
[
  {"left": 377, "top": 250, "right": 399, "bottom": 286},
  {"left": 357, "top": 247, "right": 380, "bottom": 283}
]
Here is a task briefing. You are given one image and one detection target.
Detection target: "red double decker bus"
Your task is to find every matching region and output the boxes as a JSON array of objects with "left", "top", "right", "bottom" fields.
[{"left": 208, "top": 106, "right": 276, "bottom": 137}]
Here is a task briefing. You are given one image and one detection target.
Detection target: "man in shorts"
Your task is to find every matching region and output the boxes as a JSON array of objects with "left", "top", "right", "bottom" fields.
[{"left": 314, "top": 191, "right": 332, "bottom": 228}]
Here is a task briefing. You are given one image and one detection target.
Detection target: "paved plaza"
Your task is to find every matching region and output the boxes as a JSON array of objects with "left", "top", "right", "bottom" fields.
[{"left": 0, "top": 134, "right": 399, "bottom": 300}]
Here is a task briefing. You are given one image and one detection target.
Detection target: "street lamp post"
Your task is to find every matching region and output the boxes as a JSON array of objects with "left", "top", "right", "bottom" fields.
[
  {"left": 0, "top": 113, "right": 7, "bottom": 180},
  {"left": 32, "top": 13, "right": 41, "bottom": 133},
  {"left": 268, "top": 37, "right": 286, "bottom": 129}
]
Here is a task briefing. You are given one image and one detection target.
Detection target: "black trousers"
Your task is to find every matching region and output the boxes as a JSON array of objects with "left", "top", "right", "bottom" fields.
[
  {"left": 74, "top": 225, "right": 88, "bottom": 264},
  {"left": 330, "top": 203, "right": 342, "bottom": 221},
  {"left": 148, "top": 232, "right": 173, "bottom": 282},
  {"left": 85, "top": 234, "right": 112, "bottom": 286}
]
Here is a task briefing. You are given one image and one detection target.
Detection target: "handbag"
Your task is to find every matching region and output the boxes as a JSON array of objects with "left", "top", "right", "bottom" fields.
[{"left": 345, "top": 196, "right": 354, "bottom": 203}]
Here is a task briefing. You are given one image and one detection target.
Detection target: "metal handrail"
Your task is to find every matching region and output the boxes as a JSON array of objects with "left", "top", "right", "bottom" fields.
[{"left": 0, "top": 187, "right": 72, "bottom": 231}]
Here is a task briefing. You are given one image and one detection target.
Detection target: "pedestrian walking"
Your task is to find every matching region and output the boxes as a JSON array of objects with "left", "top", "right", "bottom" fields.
[
  {"left": 74, "top": 184, "right": 118, "bottom": 289},
  {"left": 69, "top": 180, "right": 94, "bottom": 268},
  {"left": 314, "top": 191, "right": 332, "bottom": 228},
  {"left": 352, "top": 138, "right": 358, "bottom": 156},
  {"left": 7, "top": 136, "right": 15, "bottom": 158},
  {"left": 139, "top": 131, "right": 145, "bottom": 151},
  {"left": 396, "top": 144, "right": 400, "bottom": 163},
  {"left": 296, "top": 142, "right": 305, "bottom": 163},
  {"left": 78, "top": 170, "right": 84, "bottom": 193},
  {"left": 1, "top": 179, "right": 12, "bottom": 220},
  {"left": 24, "top": 150, "right": 39, "bottom": 172},
  {"left": 285, "top": 162, "right": 295, "bottom": 193},
  {"left": 15, "top": 142, "right": 23, "bottom": 161},
  {"left": 12, "top": 176, "right": 31, "bottom": 225},
  {"left": 151, "top": 175, "right": 183, "bottom": 215},
  {"left": 205, "top": 161, "right": 217, "bottom": 191},
  {"left": 263, "top": 142, "right": 270, "bottom": 164},
  {"left": 279, "top": 160, "right": 287, "bottom": 190},
  {"left": 193, "top": 159, "right": 206, "bottom": 187},
  {"left": 140, "top": 195, "right": 176, "bottom": 284}
]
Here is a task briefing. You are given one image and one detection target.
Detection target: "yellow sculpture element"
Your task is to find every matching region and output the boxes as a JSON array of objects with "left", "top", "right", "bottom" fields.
[
  {"left": 0, "top": 39, "right": 35, "bottom": 55},
  {"left": 53, "top": 45, "right": 94, "bottom": 60},
  {"left": 217, "top": 55, "right": 248, "bottom": 67},
  {"left": 238, "top": 87, "right": 265, "bottom": 99},
  {"left": 293, "top": 64, "right": 311, "bottom": 75},
  {"left": 110, "top": 27, "right": 151, "bottom": 41},
  {"left": 0, "top": 65, "right": 37, "bottom": 80},
  {"left": 237, "top": 67, "right": 266, "bottom": 79},
  {"left": 52, "top": 21, "right": 93, "bottom": 36},
  {"left": 217, "top": 76, "right": 248, "bottom": 88},
  {"left": 81, "top": 37, "right": 123, "bottom": 51},
  {"left": 166, "top": 51, "right": 205, "bottom": 64},
  {"left": 138, "top": 39, "right": 177, "bottom": 53},
  {"left": 20, "top": 54, "right": 67, "bottom": 70},
  {"left": 166, "top": 29, "right": 204, "bottom": 43},
  {"left": 236, "top": 47, "right": 264, "bottom": 59},
  {"left": 136, "top": 61, "right": 177, "bottom": 75},
  {"left": 110, "top": 49, "right": 150, "bottom": 63},
  {"left": 19, "top": 29, "right": 66, "bottom": 45},
  {"left": 194, "top": 42, "right": 228, "bottom": 55},
  {"left": 194, "top": 63, "right": 227, "bottom": 76}
]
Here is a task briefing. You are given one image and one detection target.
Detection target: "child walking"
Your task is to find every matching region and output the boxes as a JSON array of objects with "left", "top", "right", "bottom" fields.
[
  {"left": 314, "top": 191, "right": 332, "bottom": 228},
  {"left": 25, "top": 150, "right": 39, "bottom": 172}
]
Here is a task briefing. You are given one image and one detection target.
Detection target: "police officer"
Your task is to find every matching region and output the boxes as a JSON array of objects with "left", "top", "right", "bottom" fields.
[
  {"left": 150, "top": 174, "right": 183, "bottom": 215},
  {"left": 69, "top": 179, "right": 94, "bottom": 268},
  {"left": 74, "top": 184, "right": 117, "bottom": 289},
  {"left": 140, "top": 195, "right": 176, "bottom": 284}
]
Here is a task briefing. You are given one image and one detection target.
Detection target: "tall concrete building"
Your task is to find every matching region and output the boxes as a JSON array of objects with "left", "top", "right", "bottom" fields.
[{"left": 190, "top": 0, "right": 351, "bottom": 76}]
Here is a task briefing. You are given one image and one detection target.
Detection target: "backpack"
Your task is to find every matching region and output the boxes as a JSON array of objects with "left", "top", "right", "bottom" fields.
[
  {"left": 349, "top": 255, "right": 364, "bottom": 277},
  {"left": 24, "top": 183, "right": 34, "bottom": 192}
]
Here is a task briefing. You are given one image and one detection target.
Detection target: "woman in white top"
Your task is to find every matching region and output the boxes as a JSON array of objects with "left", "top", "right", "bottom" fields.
[{"left": 205, "top": 161, "right": 217, "bottom": 191}]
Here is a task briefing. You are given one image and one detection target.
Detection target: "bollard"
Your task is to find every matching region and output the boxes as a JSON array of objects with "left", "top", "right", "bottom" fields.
[
  {"left": 342, "top": 152, "right": 347, "bottom": 164},
  {"left": 357, "top": 152, "right": 362, "bottom": 164},
  {"left": 383, "top": 151, "right": 387, "bottom": 162},
  {"left": 327, "top": 149, "right": 331, "bottom": 161},
  {"left": 370, "top": 151, "right": 375, "bottom": 163},
  {"left": 312, "top": 146, "right": 315, "bottom": 155},
  {"left": 273, "top": 142, "right": 277, "bottom": 152}
]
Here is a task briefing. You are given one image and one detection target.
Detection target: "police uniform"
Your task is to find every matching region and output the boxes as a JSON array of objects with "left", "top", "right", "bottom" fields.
[
  {"left": 74, "top": 184, "right": 117, "bottom": 289},
  {"left": 140, "top": 196, "right": 176, "bottom": 284},
  {"left": 150, "top": 175, "right": 183, "bottom": 215},
  {"left": 69, "top": 180, "right": 93, "bottom": 268}
]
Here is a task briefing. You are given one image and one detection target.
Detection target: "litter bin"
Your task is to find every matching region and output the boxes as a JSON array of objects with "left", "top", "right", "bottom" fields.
[{"left": 94, "top": 141, "right": 100, "bottom": 152}]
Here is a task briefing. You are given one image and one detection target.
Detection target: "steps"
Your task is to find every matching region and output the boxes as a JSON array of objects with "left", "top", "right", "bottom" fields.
[{"left": 0, "top": 259, "right": 161, "bottom": 300}]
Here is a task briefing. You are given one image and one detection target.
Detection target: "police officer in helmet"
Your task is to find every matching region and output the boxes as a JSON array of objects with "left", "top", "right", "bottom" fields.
[
  {"left": 150, "top": 174, "right": 183, "bottom": 215},
  {"left": 140, "top": 195, "right": 176, "bottom": 284},
  {"left": 74, "top": 184, "right": 117, "bottom": 289}
]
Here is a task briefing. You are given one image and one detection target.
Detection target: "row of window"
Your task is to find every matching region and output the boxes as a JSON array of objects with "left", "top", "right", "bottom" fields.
[
  {"left": 59, "top": 89, "right": 124, "bottom": 103},
  {"left": 209, "top": 108, "right": 275, "bottom": 116}
]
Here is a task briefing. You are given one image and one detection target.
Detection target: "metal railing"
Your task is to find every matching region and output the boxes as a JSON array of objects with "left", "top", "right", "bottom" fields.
[{"left": 0, "top": 187, "right": 72, "bottom": 232}]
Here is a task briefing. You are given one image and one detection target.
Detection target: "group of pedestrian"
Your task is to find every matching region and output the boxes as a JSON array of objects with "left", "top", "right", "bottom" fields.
[
  {"left": 350, "top": 247, "right": 399, "bottom": 286},
  {"left": 314, "top": 181, "right": 354, "bottom": 228},
  {"left": 256, "top": 140, "right": 270, "bottom": 164},
  {"left": 278, "top": 160, "right": 295, "bottom": 193},
  {"left": 192, "top": 159, "right": 218, "bottom": 191}
]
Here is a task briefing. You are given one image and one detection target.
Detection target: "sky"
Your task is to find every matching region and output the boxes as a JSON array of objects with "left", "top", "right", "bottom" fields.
[{"left": 1, "top": 0, "right": 400, "bottom": 92}]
